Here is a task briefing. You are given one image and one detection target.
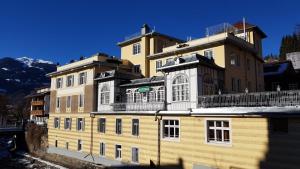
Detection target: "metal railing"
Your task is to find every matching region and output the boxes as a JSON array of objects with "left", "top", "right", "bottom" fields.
[
  {"left": 124, "top": 32, "right": 141, "bottom": 41},
  {"left": 112, "top": 102, "right": 165, "bottom": 111},
  {"left": 206, "top": 23, "right": 238, "bottom": 37},
  {"left": 198, "top": 90, "right": 300, "bottom": 108}
]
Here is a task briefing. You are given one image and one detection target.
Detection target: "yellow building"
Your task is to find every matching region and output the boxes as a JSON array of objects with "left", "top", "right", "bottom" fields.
[{"left": 47, "top": 22, "right": 300, "bottom": 169}]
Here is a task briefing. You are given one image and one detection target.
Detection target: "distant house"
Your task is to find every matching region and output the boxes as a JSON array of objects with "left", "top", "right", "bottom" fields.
[
  {"left": 287, "top": 52, "right": 300, "bottom": 72},
  {"left": 264, "top": 60, "right": 299, "bottom": 91}
]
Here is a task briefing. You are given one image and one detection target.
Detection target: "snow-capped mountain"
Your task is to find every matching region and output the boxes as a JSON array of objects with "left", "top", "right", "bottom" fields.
[{"left": 0, "top": 57, "right": 56, "bottom": 97}]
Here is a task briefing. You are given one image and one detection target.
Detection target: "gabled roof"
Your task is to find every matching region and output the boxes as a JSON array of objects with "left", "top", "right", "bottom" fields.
[{"left": 158, "top": 54, "right": 223, "bottom": 71}]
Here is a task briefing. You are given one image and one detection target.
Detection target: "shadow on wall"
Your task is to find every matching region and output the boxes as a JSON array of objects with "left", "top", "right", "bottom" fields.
[
  {"left": 259, "top": 117, "right": 300, "bottom": 169},
  {"left": 107, "top": 158, "right": 184, "bottom": 169}
]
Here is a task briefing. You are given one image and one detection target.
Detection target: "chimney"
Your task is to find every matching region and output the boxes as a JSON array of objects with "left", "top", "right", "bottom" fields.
[{"left": 141, "top": 24, "right": 150, "bottom": 35}]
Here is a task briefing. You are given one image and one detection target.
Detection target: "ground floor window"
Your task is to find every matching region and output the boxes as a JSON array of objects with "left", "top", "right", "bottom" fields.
[
  {"left": 162, "top": 119, "right": 180, "bottom": 140},
  {"left": 206, "top": 120, "right": 231, "bottom": 144},
  {"left": 78, "top": 139, "right": 82, "bottom": 151},
  {"left": 132, "top": 147, "right": 139, "bottom": 163},
  {"left": 55, "top": 140, "right": 58, "bottom": 147},
  {"left": 115, "top": 144, "right": 122, "bottom": 159},
  {"left": 100, "top": 142, "right": 105, "bottom": 156}
]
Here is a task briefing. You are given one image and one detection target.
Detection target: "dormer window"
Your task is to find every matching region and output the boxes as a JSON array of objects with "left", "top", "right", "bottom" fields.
[{"left": 133, "top": 43, "right": 141, "bottom": 55}]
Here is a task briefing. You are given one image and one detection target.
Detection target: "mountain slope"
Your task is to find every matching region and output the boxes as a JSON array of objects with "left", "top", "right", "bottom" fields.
[{"left": 0, "top": 57, "right": 56, "bottom": 96}]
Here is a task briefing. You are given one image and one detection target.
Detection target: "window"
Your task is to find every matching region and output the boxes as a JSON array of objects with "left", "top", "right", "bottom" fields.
[
  {"left": 231, "top": 78, "right": 236, "bottom": 92},
  {"left": 157, "top": 87, "right": 165, "bottom": 102},
  {"left": 132, "top": 147, "right": 139, "bottom": 163},
  {"left": 115, "top": 145, "right": 122, "bottom": 159},
  {"left": 78, "top": 94, "right": 84, "bottom": 108},
  {"left": 79, "top": 72, "right": 87, "bottom": 85},
  {"left": 270, "top": 118, "right": 288, "bottom": 133},
  {"left": 162, "top": 119, "right": 179, "bottom": 139},
  {"left": 134, "top": 89, "right": 142, "bottom": 103},
  {"left": 156, "top": 60, "right": 162, "bottom": 72},
  {"left": 204, "top": 50, "right": 214, "bottom": 59},
  {"left": 172, "top": 75, "right": 189, "bottom": 101},
  {"left": 66, "top": 142, "right": 69, "bottom": 150},
  {"left": 133, "top": 43, "right": 141, "bottom": 55},
  {"left": 56, "top": 78, "right": 63, "bottom": 88},
  {"left": 230, "top": 54, "right": 240, "bottom": 66},
  {"left": 78, "top": 139, "right": 82, "bottom": 151},
  {"left": 66, "top": 75, "right": 74, "bottom": 87},
  {"left": 54, "top": 117, "right": 60, "bottom": 128},
  {"left": 100, "top": 142, "right": 105, "bottom": 156},
  {"left": 133, "top": 65, "right": 141, "bottom": 73},
  {"left": 77, "top": 118, "right": 84, "bottom": 131},
  {"left": 56, "top": 97, "right": 61, "bottom": 109},
  {"left": 126, "top": 90, "right": 134, "bottom": 103},
  {"left": 98, "top": 118, "right": 106, "bottom": 133},
  {"left": 64, "top": 118, "right": 71, "bottom": 130},
  {"left": 237, "top": 79, "right": 241, "bottom": 92},
  {"left": 55, "top": 140, "right": 58, "bottom": 147},
  {"left": 116, "top": 118, "right": 122, "bottom": 134},
  {"left": 66, "top": 96, "right": 71, "bottom": 108},
  {"left": 132, "top": 119, "right": 139, "bottom": 136},
  {"left": 100, "top": 85, "right": 110, "bottom": 105},
  {"left": 206, "top": 120, "right": 231, "bottom": 144}
]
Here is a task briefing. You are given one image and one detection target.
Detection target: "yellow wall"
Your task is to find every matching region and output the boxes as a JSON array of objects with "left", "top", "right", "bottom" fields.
[{"left": 48, "top": 114, "right": 300, "bottom": 169}]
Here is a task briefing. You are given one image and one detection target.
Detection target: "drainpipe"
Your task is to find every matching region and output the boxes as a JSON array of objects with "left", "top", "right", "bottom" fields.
[{"left": 84, "top": 113, "right": 95, "bottom": 162}]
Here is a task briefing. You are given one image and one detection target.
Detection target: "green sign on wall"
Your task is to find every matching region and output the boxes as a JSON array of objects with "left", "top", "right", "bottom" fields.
[{"left": 138, "top": 86, "right": 150, "bottom": 93}]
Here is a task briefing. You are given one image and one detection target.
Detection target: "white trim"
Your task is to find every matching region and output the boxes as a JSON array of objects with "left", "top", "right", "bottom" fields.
[
  {"left": 115, "top": 144, "right": 122, "bottom": 160},
  {"left": 99, "top": 141, "right": 106, "bottom": 157},
  {"left": 161, "top": 117, "right": 181, "bottom": 142},
  {"left": 131, "top": 146, "right": 139, "bottom": 164},
  {"left": 204, "top": 118, "right": 232, "bottom": 147}
]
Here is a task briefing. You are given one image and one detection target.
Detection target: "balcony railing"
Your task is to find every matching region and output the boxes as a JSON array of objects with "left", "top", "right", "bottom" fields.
[
  {"left": 112, "top": 102, "right": 165, "bottom": 111},
  {"left": 31, "top": 100, "right": 44, "bottom": 106},
  {"left": 198, "top": 90, "right": 300, "bottom": 108}
]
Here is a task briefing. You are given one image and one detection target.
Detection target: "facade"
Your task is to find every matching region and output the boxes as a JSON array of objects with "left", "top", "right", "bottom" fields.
[
  {"left": 47, "top": 22, "right": 300, "bottom": 169},
  {"left": 27, "top": 87, "right": 50, "bottom": 125}
]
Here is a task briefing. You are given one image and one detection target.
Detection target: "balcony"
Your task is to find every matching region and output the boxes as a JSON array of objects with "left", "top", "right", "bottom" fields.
[
  {"left": 112, "top": 102, "right": 165, "bottom": 111},
  {"left": 198, "top": 90, "right": 300, "bottom": 108},
  {"left": 31, "top": 100, "right": 44, "bottom": 106},
  {"left": 31, "top": 110, "right": 44, "bottom": 116}
]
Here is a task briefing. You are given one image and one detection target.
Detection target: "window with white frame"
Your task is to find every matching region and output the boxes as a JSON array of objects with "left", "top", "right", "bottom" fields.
[
  {"left": 133, "top": 43, "right": 141, "bottom": 55},
  {"left": 100, "top": 85, "right": 110, "bottom": 105},
  {"left": 77, "top": 118, "right": 84, "bottom": 131},
  {"left": 77, "top": 139, "right": 82, "bottom": 151},
  {"left": 156, "top": 60, "right": 162, "bottom": 72},
  {"left": 79, "top": 72, "right": 87, "bottom": 85},
  {"left": 134, "top": 89, "right": 142, "bottom": 103},
  {"left": 100, "top": 142, "right": 105, "bottom": 156},
  {"left": 66, "top": 96, "right": 71, "bottom": 108},
  {"left": 172, "top": 75, "right": 189, "bottom": 101},
  {"left": 66, "top": 75, "right": 74, "bottom": 87},
  {"left": 56, "top": 97, "right": 61, "bottom": 110},
  {"left": 132, "top": 147, "right": 139, "bottom": 163},
  {"left": 149, "top": 91, "right": 156, "bottom": 102},
  {"left": 204, "top": 49, "right": 214, "bottom": 59},
  {"left": 126, "top": 90, "right": 134, "bottom": 103},
  {"left": 206, "top": 120, "right": 230, "bottom": 144},
  {"left": 230, "top": 54, "right": 240, "bottom": 66},
  {"left": 78, "top": 94, "right": 84, "bottom": 108},
  {"left": 115, "top": 144, "right": 122, "bottom": 159},
  {"left": 116, "top": 118, "right": 122, "bottom": 134},
  {"left": 166, "top": 58, "right": 173, "bottom": 64},
  {"left": 64, "top": 118, "right": 71, "bottom": 130},
  {"left": 157, "top": 87, "right": 165, "bottom": 102},
  {"left": 56, "top": 78, "right": 63, "bottom": 88},
  {"left": 162, "top": 119, "right": 179, "bottom": 139},
  {"left": 54, "top": 117, "right": 60, "bottom": 128},
  {"left": 132, "top": 119, "right": 139, "bottom": 136},
  {"left": 98, "top": 118, "right": 106, "bottom": 133}
]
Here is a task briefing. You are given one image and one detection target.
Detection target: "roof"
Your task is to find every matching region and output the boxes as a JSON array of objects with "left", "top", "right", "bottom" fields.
[
  {"left": 233, "top": 21, "right": 267, "bottom": 38},
  {"left": 94, "top": 70, "right": 141, "bottom": 81},
  {"left": 120, "top": 76, "right": 164, "bottom": 87},
  {"left": 264, "top": 60, "right": 295, "bottom": 76},
  {"left": 158, "top": 54, "right": 223, "bottom": 71},
  {"left": 117, "top": 31, "right": 184, "bottom": 47}
]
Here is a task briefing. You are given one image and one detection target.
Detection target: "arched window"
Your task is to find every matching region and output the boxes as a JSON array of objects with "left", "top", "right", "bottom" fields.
[
  {"left": 172, "top": 75, "right": 189, "bottom": 101},
  {"left": 149, "top": 91, "right": 156, "bottom": 102},
  {"left": 126, "top": 90, "right": 133, "bottom": 103},
  {"left": 100, "top": 85, "right": 110, "bottom": 104},
  {"left": 134, "top": 89, "right": 142, "bottom": 103},
  {"left": 157, "top": 87, "right": 165, "bottom": 102}
]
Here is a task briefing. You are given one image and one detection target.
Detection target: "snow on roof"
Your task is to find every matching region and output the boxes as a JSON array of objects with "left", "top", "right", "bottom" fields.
[{"left": 264, "top": 62, "right": 290, "bottom": 76}]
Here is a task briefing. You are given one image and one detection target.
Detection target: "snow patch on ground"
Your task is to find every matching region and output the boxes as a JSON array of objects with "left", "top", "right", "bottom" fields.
[{"left": 1, "top": 67, "right": 9, "bottom": 71}]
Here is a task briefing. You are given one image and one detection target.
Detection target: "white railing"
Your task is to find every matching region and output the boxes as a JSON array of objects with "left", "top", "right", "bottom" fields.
[
  {"left": 198, "top": 90, "right": 300, "bottom": 108},
  {"left": 206, "top": 23, "right": 238, "bottom": 37},
  {"left": 112, "top": 102, "right": 165, "bottom": 111}
]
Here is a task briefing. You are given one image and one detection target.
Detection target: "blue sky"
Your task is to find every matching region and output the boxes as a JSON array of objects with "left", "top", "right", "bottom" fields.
[{"left": 0, "top": 0, "right": 299, "bottom": 64}]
